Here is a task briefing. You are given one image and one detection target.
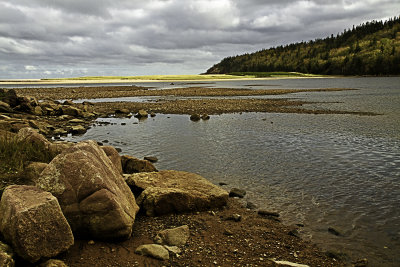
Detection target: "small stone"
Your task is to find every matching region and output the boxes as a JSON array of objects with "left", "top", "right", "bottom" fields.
[
  {"left": 229, "top": 188, "right": 246, "bottom": 198},
  {"left": 190, "top": 114, "right": 201, "bottom": 121},
  {"left": 223, "top": 229, "right": 234, "bottom": 236},
  {"left": 135, "top": 244, "right": 169, "bottom": 260},
  {"left": 225, "top": 214, "right": 242, "bottom": 222},
  {"left": 258, "top": 209, "right": 280, "bottom": 217},
  {"left": 150, "top": 112, "right": 156, "bottom": 117},
  {"left": 246, "top": 201, "right": 257, "bottom": 210},
  {"left": 88, "top": 240, "right": 95, "bottom": 245},
  {"left": 352, "top": 258, "right": 368, "bottom": 267},
  {"left": 219, "top": 182, "right": 228, "bottom": 186},
  {"left": 155, "top": 225, "right": 190, "bottom": 246}
]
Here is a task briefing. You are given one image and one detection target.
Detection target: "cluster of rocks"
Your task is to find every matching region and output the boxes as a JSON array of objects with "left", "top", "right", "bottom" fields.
[
  {"left": 0, "top": 89, "right": 95, "bottom": 137},
  {"left": 189, "top": 114, "right": 210, "bottom": 121},
  {"left": 0, "top": 127, "right": 229, "bottom": 265}
]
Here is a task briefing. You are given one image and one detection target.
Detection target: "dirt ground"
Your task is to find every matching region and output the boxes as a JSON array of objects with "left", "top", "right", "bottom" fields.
[{"left": 26, "top": 199, "right": 342, "bottom": 267}]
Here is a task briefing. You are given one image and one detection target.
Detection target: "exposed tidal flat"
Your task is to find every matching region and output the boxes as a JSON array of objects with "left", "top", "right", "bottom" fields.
[{"left": 3, "top": 76, "right": 400, "bottom": 265}]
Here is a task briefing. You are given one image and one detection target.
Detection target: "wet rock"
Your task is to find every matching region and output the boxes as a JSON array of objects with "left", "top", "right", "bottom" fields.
[
  {"left": 229, "top": 188, "right": 246, "bottom": 198},
  {"left": 150, "top": 112, "right": 156, "bottom": 117},
  {"left": 0, "top": 185, "right": 74, "bottom": 263},
  {"left": 53, "top": 128, "right": 68, "bottom": 136},
  {"left": 135, "top": 109, "right": 148, "bottom": 118},
  {"left": 121, "top": 155, "right": 157, "bottom": 174},
  {"left": 135, "top": 244, "right": 169, "bottom": 260},
  {"left": 288, "top": 228, "right": 301, "bottom": 238},
  {"left": 126, "top": 170, "right": 228, "bottom": 216},
  {"left": 219, "top": 182, "right": 228, "bottom": 186},
  {"left": 0, "top": 241, "right": 14, "bottom": 267},
  {"left": 144, "top": 156, "right": 158, "bottom": 163},
  {"left": 155, "top": 225, "right": 189, "bottom": 246},
  {"left": 190, "top": 114, "right": 201, "bottom": 121},
  {"left": 102, "top": 145, "right": 123, "bottom": 174},
  {"left": 258, "top": 209, "right": 280, "bottom": 217},
  {"left": 36, "top": 140, "right": 139, "bottom": 240}
]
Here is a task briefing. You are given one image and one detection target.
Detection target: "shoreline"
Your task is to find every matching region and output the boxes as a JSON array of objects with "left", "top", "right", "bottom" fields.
[{"left": 0, "top": 75, "right": 338, "bottom": 85}]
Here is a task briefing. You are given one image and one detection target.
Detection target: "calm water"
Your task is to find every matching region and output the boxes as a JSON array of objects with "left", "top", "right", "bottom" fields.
[{"left": 63, "top": 77, "right": 399, "bottom": 266}]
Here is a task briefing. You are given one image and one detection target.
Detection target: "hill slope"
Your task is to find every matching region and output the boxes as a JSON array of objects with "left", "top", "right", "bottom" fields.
[{"left": 206, "top": 16, "right": 400, "bottom": 76}]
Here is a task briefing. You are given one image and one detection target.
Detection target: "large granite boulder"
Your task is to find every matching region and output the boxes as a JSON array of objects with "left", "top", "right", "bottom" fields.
[
  {"left": 17, "top": 127, "right": 67, "bottom": 156},
  {"left": 36, "top": 140, "right": 139, "bottom": 240},
  {"left": 0, "top": 185, "right": 74, "bottom": 263},
  {"left": 126, "top": 170, "right": 228, "bottom": 216},
  {"left": 121, "top": 155, "right": 157, "bottom": 174},
  {"left": 101, "top": 145, "right": 123, "bottom": 174}
]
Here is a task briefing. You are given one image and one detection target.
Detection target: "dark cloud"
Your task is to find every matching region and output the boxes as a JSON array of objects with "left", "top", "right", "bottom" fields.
[{"left": 0, "top": 0, "right": 398, "bottom": 78}]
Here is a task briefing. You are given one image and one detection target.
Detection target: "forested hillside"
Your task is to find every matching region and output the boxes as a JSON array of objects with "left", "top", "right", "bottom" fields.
[{"left": 206, "top": 16, "right": 400, "bottom": 75}]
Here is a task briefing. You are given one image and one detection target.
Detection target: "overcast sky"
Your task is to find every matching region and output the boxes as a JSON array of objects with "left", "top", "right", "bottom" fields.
[{"left": 0, "top": 0, "right": 398, "bottom": 78}]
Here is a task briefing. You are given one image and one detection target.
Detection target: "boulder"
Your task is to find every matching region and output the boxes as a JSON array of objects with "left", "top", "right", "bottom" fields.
[
  {"left": 126, "top": 170, "right": 228, "bottom": 216},
  {"left": 121, "top": 155, "right": 157, "bottom": 174},
  {"left": 17, "top": 127, "right": 52, "bottom": 150},
  {"left": 102, "top": 145, "right": 123, "bottom": 174},
  {"left": 0, "top": 241, "right": 14, "bottom": 267},
  {"left": 0, "top": 185, "right": 74, "bottom": 263},
  {"left": 23, "top": 162, "right": 49, "bottom": 184},
  {"left": 155, "top": 225, "right": 189, "bottom": 246},
  {"left": 135, "top": 244, "right": 169, "bottom": 260},
  {"left": 36, "top": 140, "right": 139, "bottom": 240}
]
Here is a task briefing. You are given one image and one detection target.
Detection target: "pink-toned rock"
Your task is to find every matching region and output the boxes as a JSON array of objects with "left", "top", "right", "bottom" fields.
[
  {"left": 126, "top": 170, "right": 228, "bottom": 216},
  {"left": 36, "top": 140, "right": 139, "bottom": 240},
  {"left": 102, "top": 145, "right": 123, "bottom": 174},
  {"left": 0, "top": 185, "right": 74, "bottom": 263}
]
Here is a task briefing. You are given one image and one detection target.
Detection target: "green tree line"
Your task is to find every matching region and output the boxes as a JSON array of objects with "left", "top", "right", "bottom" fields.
[{"left": 206, "top": 16, "right": 400, "bottom": 75}]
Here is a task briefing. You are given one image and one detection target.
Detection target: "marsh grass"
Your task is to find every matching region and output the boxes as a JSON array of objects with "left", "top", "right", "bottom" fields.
[{"left": 0, "top": 133, "right": 55, "bottom": 194}]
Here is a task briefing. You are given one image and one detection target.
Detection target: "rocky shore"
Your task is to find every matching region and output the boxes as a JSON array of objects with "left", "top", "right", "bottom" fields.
[{"left": 0, "top": 87, "right": 362, "bottom": 266}]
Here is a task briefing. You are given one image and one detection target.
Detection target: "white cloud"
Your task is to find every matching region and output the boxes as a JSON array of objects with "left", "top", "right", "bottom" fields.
[{"left": 0, "top": 0, "right": 398, "bottom": 78}]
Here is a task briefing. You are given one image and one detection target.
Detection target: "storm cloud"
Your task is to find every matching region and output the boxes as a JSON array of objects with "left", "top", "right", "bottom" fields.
[{"left": 0, "top": 0, "right": 398, "bottom": 78}]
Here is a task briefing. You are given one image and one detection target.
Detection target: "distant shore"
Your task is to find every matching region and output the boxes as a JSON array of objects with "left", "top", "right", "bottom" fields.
[{"left": 0, "top": 73, "right": 334, "bottom": 85}]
